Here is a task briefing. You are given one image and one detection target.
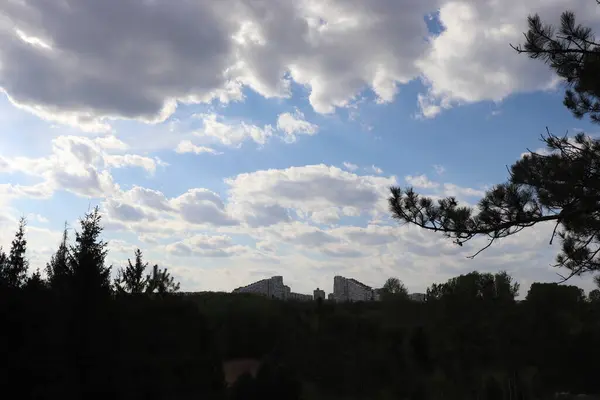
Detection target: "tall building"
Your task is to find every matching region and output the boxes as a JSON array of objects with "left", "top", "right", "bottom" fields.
[
  {"left": 313, "top": 288, "right": 325, "bottom": 301},
  {"left": 233, "top": 276, "right": 312, "bottom": 301},
  {"left": 232, "top": 276, "right": 287, "bottom": 299},
  {"left": 333, "top": 276, "right": 376, "bottom": 302}
]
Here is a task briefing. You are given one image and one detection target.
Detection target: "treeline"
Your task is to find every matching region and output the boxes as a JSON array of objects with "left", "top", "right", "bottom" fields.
[
  {"left": 0, "top": 209, "right": 224, "bottom": 399},
  {"left": 201, "top": 275, "right": 600, "bottom": 399},
  {"left": 2, "top": 210, "right": 600, "bottom": 399}
]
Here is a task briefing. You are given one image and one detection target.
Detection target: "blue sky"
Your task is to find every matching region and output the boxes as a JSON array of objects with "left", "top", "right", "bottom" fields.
[{"left": 1, "top": 0, "right": 599, "bottom": 296}]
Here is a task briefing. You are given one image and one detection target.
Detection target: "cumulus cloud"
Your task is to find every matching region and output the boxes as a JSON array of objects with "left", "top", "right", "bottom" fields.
[
  {"left": 104, "top": 199, "right": 155, "bottom": 222},
  {"left": 416, "top": 0, "right": 600, "bottom": 117},
  {"left": 331, "top": 224, "right": 398, "bottom": 247},
  {"left": 104, "top": 154, "right": 165, "bottom": 174},
  {"left": 7, "top": 0, "right": 592, "bottom": 127},
  {"left": 310, "top": 208, "right": 341, "bottom": 225},
  {"left": 171, "top": 188, "right": 238, "bottom": 227},
  {"left": 125, "top": 186, "right": 173, "bottom": 212},
  {"left": 175, "top": 140, "right": 220, "bottom": 155},
  {"left": 442, "top": 183, "right": 485, "bottom": 198},
  {"left": 95, "top": 135, "right": 128, "bottom": 150},
  {"left": 194, "top": 113, "right": 275, "bottom": 147},
  {"left": 433, "top": 164, "right": 445, "bottom": 175},
  {"left": 0, "top": 0, "right": 239, "bottom": 130},
  {"left": 0, "top": 135, "right": 170, "bottom": 199},
  {"left": 405, "top": 174, "right": 439, "bottom": 189},
  {"left": 404, "top": 174, "right": 487, "bottom": 203},
  {"left": 2, "top": 0, "right": 595, "bottom": 134},
  {"left": 165, "top": 234, "right": 248, "bottom": 257},
  {"left": 226, "top": 164, "right": 397, "bottom": 226},
  {"left": 342, "top": 162, "right": 358, "bottom": 171},
  {"left": 276, "top": 110, "right": 318, "bottom": 142},
  {"left": 370, "top": 165, "right": 383, "bottom": 174}
]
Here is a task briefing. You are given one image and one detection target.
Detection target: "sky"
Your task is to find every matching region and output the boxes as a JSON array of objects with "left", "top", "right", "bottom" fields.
[{"left": 1, "top": 0, "right": 600, "bottom": 297}]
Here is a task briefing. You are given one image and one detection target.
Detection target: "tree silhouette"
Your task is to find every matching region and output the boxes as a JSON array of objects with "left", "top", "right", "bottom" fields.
[
  {"left": 510, "top": 4, "right": 600, "bottom": 123},
  {"left": 114, "top": 248, "right": 150, "bottom": 294},
  {"left": 25, "top": 268, "right": 47, "bottom": 291},
  {"left": 45, "top": 224, "right": 71, "bottom": 293},
  {"left": 426, "top": 271, "right": 519, "bottom": 302},
  {"left": 389, "top": 5, "right": 600, "bottom": 282},
  {"left": 0, "top": 217, "right": 29, "bottom": 288},
  {"left": 147, "top": 264, "right": 180, "bottom": 295},
  {"left": 0, "top": 248, "right": 7, "bottom": 286},
  {"left": 69, "top": 207, "right": 111, "bottom": 298},
  {"left": 381, "top": 277, "right": 408, "bottom": 301}
]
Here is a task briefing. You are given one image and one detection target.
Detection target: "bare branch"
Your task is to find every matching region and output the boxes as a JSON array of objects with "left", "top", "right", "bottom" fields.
[
  {"left": 466, "top": 237, "right": 496, "bottom": 259},
  {"left": 549, "top": 219, "right": 561, "bottom": 245}
]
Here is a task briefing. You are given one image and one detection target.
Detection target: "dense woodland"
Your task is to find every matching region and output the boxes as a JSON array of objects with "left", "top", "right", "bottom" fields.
[{"left": 2, "top": 211, "right": 600, "bottom": 399}]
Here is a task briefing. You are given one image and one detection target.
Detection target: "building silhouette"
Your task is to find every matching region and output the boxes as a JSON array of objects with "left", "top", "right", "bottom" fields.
[
  {"left": 232, "top": 275, "right": 426, "bottom": 303},
  {"left": 333, "top": 276, "right": 376, "bottom": 302},
  {"left": 313, "top": 288, "right": 325, "bottom": 301},
  {"left": 233, "top": 276, "right": 313, "bottom": 301}
]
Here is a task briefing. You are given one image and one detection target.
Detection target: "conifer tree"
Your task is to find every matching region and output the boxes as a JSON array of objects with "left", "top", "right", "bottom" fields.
[
  {"left": 146, "top": 264, "right": 180, "bottom": 295},
  {"left": 0, "top": 247, "right": 7, "bottom": 287},
  {"left": 390, "top": 4, "right": 600, "bottom": 281},
  {"left": 69, "top": 207, "right": 111, "bottom": 297},
  {"left": 1, "top": 217, "right": 29, "bottom": 288},
  {"left": 114, "top": 248, "right": 150, "bottom": 294},
  {"left": 25, "top": 268, "right": 47, "bottom": 291},
  {"left": 511, "top": 3, "right": 600, "bottom": 123},
  {"left": 46, "top": 224, "right": 71, "bottom": 292}
]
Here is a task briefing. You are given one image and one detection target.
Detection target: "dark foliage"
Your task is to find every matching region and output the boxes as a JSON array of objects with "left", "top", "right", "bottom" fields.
[
  {"left": 68, "top": 207, "right": 112, "bottom": 299},
  {"left": 1, "top": 209, "right": 600, "bottom": 398},
  {"left": 45, "top": 225, "right": 71, "bottom": 294},
  {"left": 0, "top": 217, "right": 29, "bottom": 288},
  {"left": 511, "top": 4, "right": 600, "bottom": 123},
  {"left": 380, "top": 276, "right": 409, "bottom": 301},
  {"left": 114, "top": 248, "right": 150, "bottom": 294}
]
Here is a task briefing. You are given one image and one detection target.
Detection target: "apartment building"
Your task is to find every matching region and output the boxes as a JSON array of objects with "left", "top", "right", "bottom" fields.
[
  {"left": 313, "top": 288, "right": 326, "bottom": 301},
  {"left": 232, "top": 276, "right": 288, "bottom": 299},
  {"left": 233, "top": 276, "right": 313, "bottom": 301},
  {"left": 333, "top": 275, "right": 376, "bottom": 302}
]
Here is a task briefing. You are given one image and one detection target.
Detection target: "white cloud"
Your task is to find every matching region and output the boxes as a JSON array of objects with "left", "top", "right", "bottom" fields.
[
  {"left": 433, "top": 164, "right": 445, "bottom": 175},
  {"left": 104, "top": 154, "right": 164, "bottom": 174},
  {"left": 1, "top": 0, "right": 596, "bottom": 128},
  {"left": 276, "top": 110, "right": 319, "bottom": 142},
  {"left": 195, "top": 113, "right": 275, "bottom": 147},
  {"left": 311, "top": 208, "right": 341, "bottom": 225},
  {"left": 416, "top": 0, "right": 600, "bottom": 117},
  {"left": 370, "top": 165, "right": 383, "bottom": 174},
  {"left": 165, "top": 234, "right": 248, "bottom": 258},
  {"left": 95, "top": 135, "right": 128, "bottom": 150},
  {"left": 405, "top": 174, "right": 439, "bottom": 189},
  {"left": 175, "top": 140, "right": 220, "bottom": 155},
  {"left": 104, "top": 199, "right": 155, "bottom": 222},
  {"left": 226, "top": 164, "right": 397, "bottom": 226},
  {"left": 342, "top": 162, "right": 358, "bottom": 171},
  {"left": 331, "top": 224, "right": 398, "bottom": 247},
  {"left": 442, "top": 183, "right": 485, "bottom": 198},
  {"left": 0, "top": 135, "right": 169, "bottom": 199},
  {"left": 125, "top": 186, "right": 173, "bottom": 212},
  {"left": 171, "top": 188, "right": 239, "bottom": 227},
  {"left": 27, "top": 213, "right": 49, "bottom": 223}
]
